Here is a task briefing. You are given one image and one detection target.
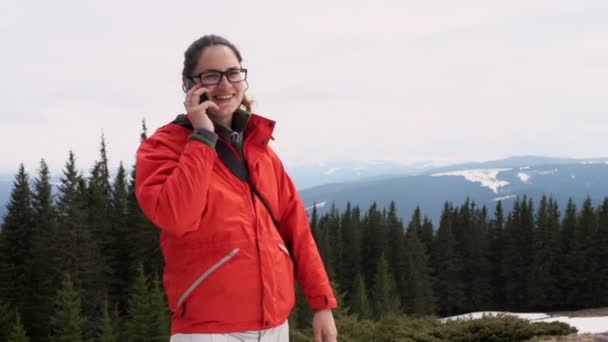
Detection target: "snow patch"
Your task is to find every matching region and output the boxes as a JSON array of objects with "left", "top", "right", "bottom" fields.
[
  {"left": 518, "top": 172, "right": 531, "bottom": 183},
  {"left": 431, "top": 168, "right": 511, "bottom": 193},
  {"left": 442, "top": 311, "right": 608, "bottom": 334},
  {"left": 305, "top": 201, "right": 326, "bottom": 212},
  {"left": 493, "top": 195, "right": 516, "bottom": 202},
  {"left": 324, "top": 167, "right": 341, "bottom": 175},
  {"left": 520, "top": 166, "right": 530, "bottom": 170}
]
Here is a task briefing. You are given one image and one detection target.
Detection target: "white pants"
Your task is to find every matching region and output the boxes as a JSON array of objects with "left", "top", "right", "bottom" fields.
[{"left": 170, "top": 320, "right": 289, "bottom": 342}]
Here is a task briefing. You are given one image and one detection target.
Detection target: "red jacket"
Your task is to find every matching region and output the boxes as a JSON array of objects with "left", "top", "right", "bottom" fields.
[{"left": 135, "top": 113, "right": 336, "bottom": 334}]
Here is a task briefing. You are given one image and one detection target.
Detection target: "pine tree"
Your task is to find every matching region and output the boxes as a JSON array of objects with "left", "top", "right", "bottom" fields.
[
  {"left": 338, "top": 202, "right": 361, "bottom": 299},
  {"left": 23, "top": 159, "right": 57, "bottom": 340},
  {"left": 97, "top": 301, "right": 119, "bottom": 342},
  {"left": 350, "top": 272, "right": 372, "bottom": 320},
  {"left": 150, "top": 274, "right": 171, "bottom": 341},
  {"left": 570, "top": 197, "right": 597, "bottom": 308},
  {"left": 488, "top": 201, "right": 506, "bottom": 310},
  {"left": 385, "top": 201, "right": 406, "bottom": 305},
  {"left": 361, "top": 202, "right": 388, "bottom": 292},
  {"left": 371, "top": 254, "right": 401, "bottom": 320},
  {"left": 0, "top": 164, "right": 33, "bottom": 314},
  {"left": 53, "top": 151, "right": 107, "bottom": 333},
  {"left": 559, "top": 198, "right": 578, "bottom": 308},
  {"left": 431, "top": 202, "right": 464, "bottom": 315},
  {"left": 403, "top": 212, "right": 436, "bottom": 315},
  {"left": 50, "top": 274, "right": 84, "bottom": 342},
  {"left": 528, "top": 195, "right": 561, "bottom": 310},
  {"left": 594, "top": 198, "right": 608, "bottom": 306},
  {"left": 503, "top": 196, "right": 534, "bottom": 310},
  {"left": 8, "top": 311, "right": 29, "bottom": 342},
  {"left": 109, "top": 162, "right": 131, "bottom": 312},
  {"left": 125, "top": 264, "right": 154, "bottom": 341},
  {"left": 126, "top": 121, "right": 163, "bottom": 277}
]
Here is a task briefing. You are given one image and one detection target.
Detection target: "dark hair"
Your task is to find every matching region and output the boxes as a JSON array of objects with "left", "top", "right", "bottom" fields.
[{"left": 182, "top": 35, "right": 252, "bottom": 112}]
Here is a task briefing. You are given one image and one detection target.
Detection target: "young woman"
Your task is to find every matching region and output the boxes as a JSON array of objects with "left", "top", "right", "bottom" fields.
[{"left": 135, "top": 35, "right": 338, "bottom": 342}]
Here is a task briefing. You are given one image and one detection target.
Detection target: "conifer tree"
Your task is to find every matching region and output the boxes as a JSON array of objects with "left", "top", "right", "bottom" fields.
[
  {"left": 24, "top": 159, "right": 57, "bottom": 340},
  {"left": 559, "top": 198, "right": 578, "bottom": 308},
  {"left": 50, "top": 274, "right": 84, "bottom": 342},
  {"left": 126, "top": 121, "right": 163, "bottom": 277},
  {"left": 570, "top": 197, "right": 597, "bottom": 308},
  {"left": 431, "top": 202, "right": 464, "bottom": 315},
  {"left": 109, "top": 162, "right": 131, "bottom": 311},
  {"left": 150, "top": 274, "right": 171, "bottom": 341},
  {"left": 8, "top": 311, "right": 29, "bottom": 342},
  {"left": 338, "top": 202, "right": 361, "bottom": 298},
  {"left": 350, "top": 272, "right": 372, "bottom": 320},
  {"left": 362, "top": 202, "right": 388, "bottom": 292},
  {"left": 594, "top": 198, "right": 608, "bottom": 306},
  {"left": 503, "top": 196, "right": 534, "bottom": 310},
  {"left": 97, "top": 301, "right": 119, "bottom": 342},
  {"left": 528, "top": 195, "right": 561, "bottom": 310},
  {"left": 488, "top": 201, "right": 506, "bottom": 309},
  {"left": 0, "top": 164, "right": 33, "bottom": 315},
  {"left": 125, "top": 264, "right": 154, "bottom": 341},
  {"left": 386, "top": 201, "right": 407, "bottom": 306},
  {"left": 403, "top": 213, "right": 436, "bottom": 315},
  {"left": 371, "top": 254, "right": 401, "bottom": 320},
  {"left": 54, "top": 151, "right": 108, "bottom": 326}
]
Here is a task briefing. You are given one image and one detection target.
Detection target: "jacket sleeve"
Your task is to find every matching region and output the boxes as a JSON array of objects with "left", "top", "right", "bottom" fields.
[
  {"left": 135, "top": 127, "right": 218, "bottom": 237},
  {"left": 269, "top": 149, "right": 338, "bottom": 311}
]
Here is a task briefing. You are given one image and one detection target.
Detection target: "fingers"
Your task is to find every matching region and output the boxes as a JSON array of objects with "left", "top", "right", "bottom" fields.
[{"left": 185, "top": 85, "right": 210, "bottom": 108}]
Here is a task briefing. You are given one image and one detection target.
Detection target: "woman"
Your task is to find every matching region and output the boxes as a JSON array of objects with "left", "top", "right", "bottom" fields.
[{"left": 135, "top": 35, "right": 338, "bottom": 342}]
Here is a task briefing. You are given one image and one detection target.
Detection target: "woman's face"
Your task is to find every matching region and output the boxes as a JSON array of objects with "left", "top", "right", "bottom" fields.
[{"left": 193, "top": 45, "right": 247, "bottom": 123}]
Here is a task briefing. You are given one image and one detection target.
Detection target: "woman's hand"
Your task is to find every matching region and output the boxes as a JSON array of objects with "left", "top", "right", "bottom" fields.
[
  {"left": 312, "top": 309, "right": 338, "bottom": 342},
  {"left": 184, "top": 84, "right": 219, "bottom": 131}
]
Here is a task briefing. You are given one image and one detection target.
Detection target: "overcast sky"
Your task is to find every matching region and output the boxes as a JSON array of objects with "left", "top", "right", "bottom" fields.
[{"left": 1, "top": 0, "right": 606, "bottom": 175}]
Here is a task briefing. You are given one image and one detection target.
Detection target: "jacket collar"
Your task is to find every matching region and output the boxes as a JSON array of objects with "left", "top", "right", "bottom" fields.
[{"left": 172, "top": 110, "right": 275, "bottom": 147}]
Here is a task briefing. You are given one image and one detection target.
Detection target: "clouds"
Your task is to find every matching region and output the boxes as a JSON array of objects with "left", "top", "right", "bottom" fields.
[{"left": 0, "top": 1, "right": 606, "bottom": 173}]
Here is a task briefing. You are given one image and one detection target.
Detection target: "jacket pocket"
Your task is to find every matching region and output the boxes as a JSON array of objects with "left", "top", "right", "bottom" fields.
[
  {"left": 275, "top": 243, "right": 295, "bottom": 315},
  {"left": 177, "top": 248, "right": 240, "bottom": 314}
]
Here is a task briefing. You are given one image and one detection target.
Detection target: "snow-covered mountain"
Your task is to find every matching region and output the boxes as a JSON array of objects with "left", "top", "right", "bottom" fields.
[
  {"left": 1, "top": 156, "right": 607, "bottom": 226},
  {"left": 298, "top": 157, "right": 608, "bottom": 225},
  {"left": 284, "top": 159, "right": 446, "bottom": 189}
]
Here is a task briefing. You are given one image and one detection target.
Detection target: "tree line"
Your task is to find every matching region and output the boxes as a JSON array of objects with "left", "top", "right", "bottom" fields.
[{"left": 1, "top": 124, "right": 607, "bottom": 340}]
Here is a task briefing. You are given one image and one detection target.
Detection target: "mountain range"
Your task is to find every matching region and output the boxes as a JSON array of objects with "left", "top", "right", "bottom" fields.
[{"left": 1, "top": 156, "right": 607, "bottom": 226}]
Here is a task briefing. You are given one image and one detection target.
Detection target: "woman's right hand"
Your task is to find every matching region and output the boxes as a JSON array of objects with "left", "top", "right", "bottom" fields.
[{"left": 184, "top": 84, "right": 219, "bottom": 131}]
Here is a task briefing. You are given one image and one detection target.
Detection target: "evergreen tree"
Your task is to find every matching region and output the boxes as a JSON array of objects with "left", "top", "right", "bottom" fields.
[
  {"left": 386, "top": 201, "right": 407, "bottom": 307},
  {"left": 419, "top": 216, "right": 434, "bottom": 256},
  {"left": 503, "top": 196, "right": 534, "bottom": 310},
  {"left": 97, "top": 301, "right": 119, "bottom": 342},
  {"left": 125, "top": 264, "right": 154, "bottom": 341},
  {"left": 528, "top": 195, "right": 561, "bottom": 310},
  {"left": 150, "top": 274, "right": 171, "bottom": 341},
  {"left": 570, "top": 197, "right": 597, "bottom": 308},
  {"left": 371, "top": 254, "right": 401, "bottom": 319},
  {"left": 559, "top": 198, "right": 578, "bottom": 308},
  {"left": 53, "top": 151, "right": 107, "bottom": 335},
  {"left": 488, "top": 201, "right": 506, "bottom": 310},
  {"left": 50, "top": 274, "right": 84, "bottom": 342},
  {"left": 126, "top": 121, "right": 163, "bottom": 277},
  {"left": 0, "top": 164, "right": 33, "bottom": 315},
  {"left": 361, "top": 202, "right": 388, "bottom": 292},
  {"left": 402, "top": 227, "right": 436, "bottom": 315},
  {"left": 109, "top": 162, "right": 131, "bottom": 312},
  {"left": 350, "top": 272, "right": 372, "bottom": 320},
  {"left": 593, "top": 198, "right": 608, "bottom": 306},
  {"left": 8, "top": 311, "right": 29, "bottom": 342},
  {"left": 338, "top": 202, "right": 361, "bottom": 299},
  {"left": 431, "top": 202, "right": 464, "bottom": 315},
  {"left": 23, "top": 159, "right": 57, "bottom": 340}
]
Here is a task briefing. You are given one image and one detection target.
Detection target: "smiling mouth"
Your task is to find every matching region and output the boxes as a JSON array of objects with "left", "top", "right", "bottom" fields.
[{"left": 213, "top": 94, "right": 234, "bottom": 101}]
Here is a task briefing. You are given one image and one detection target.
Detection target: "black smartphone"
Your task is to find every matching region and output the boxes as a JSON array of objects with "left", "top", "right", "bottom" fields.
[{"left": 185, "top": 79, "right": 209, "bottom": 104}]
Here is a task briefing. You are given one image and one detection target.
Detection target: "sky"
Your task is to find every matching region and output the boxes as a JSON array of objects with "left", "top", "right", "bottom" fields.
[{"left": 1, "top": 0, "right": 607, "bottom": 175}]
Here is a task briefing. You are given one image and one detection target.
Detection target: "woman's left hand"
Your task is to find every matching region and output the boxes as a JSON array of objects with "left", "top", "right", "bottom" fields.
[{"left": 312, "top": 309, "right": 338, "bottom": 342}]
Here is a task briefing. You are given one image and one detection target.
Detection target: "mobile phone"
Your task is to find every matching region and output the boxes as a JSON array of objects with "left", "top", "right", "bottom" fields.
[{"left": 185, "top": 79, "right": 209, "bottom": 104}]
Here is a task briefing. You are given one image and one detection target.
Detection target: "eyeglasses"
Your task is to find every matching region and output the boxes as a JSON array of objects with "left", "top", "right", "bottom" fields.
[{"left": 191, "top": 68, "right": 248, "bottom": 86}]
